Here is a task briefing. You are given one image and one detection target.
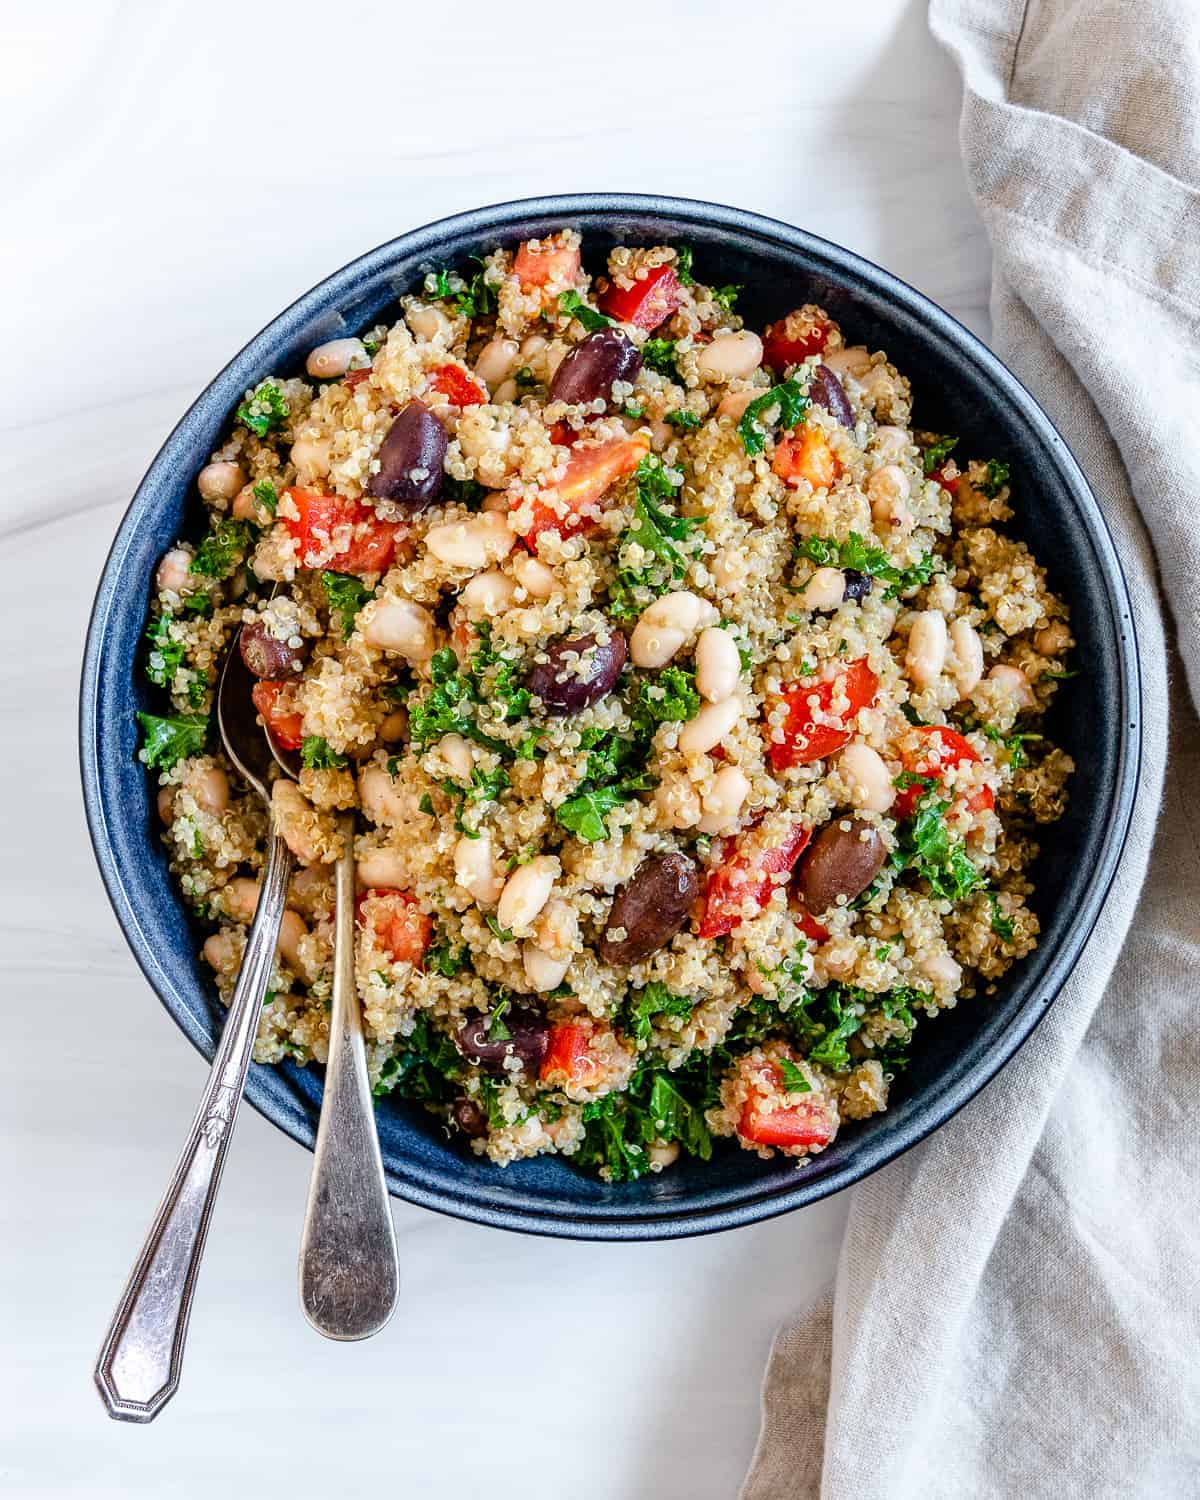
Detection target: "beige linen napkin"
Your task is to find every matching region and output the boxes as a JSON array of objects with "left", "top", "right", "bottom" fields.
[{"left": 741, "top": 2, "right": 1200, "bottom": 1495}]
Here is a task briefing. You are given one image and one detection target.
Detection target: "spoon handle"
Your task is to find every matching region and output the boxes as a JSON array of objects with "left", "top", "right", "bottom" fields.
[
  {"left": 298, "top": 815, "right": 399, "bottom": 1340},
  {"left": 94, "top": 827, "right": 294, "bottom": 1423}
]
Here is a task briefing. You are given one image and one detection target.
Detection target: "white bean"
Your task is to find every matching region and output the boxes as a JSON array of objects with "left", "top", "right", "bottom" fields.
[
  {"left": 233, "top": 484, "right": 273, "bottom": 525},
  {"left": 523, "top": 943, "right": 570, "bottom": 994},
  {"left": 424, "top": 511, "right": 515, "bottom": 571},
  {"left": 988, "top": 663, "right": 1036, "bottom": 710},
  {"left": 360, "top": 598, "right": 437, "bottom": 662},
  {"left": 378, "top": 709, "right": 408, "bottom": 743},
  {"left": 926, "top": 575, "right": 958, "bottom": 614},
  {"left": 716, "top": 388, "right": 758, "bottom": 420},
  {"left": 710, "top": 548, "right": 748, "bottom": 591},
  {"left": 357, "top": 846, "right": 408, "bottom": 889},
  {"left": 277, "top": 909, "right": 310, "bottom": 975},
  {"left": 359, "top": 766, "right": 408, "bottom": 828},
  {"left": 223, "top": 876, "right": 261, "bottom": 925},
  {"left": 436, "top": 733, "right": 473, "bottom": 781},
  {"left": 698, "top": 765, "right": 750, "bottom": 834},
  {"left": 654, "top": 773, "right": 702, "bottom": 830},
  {"left": 697, "top": 330, "right": 764, "bottom": 382},
  {"left": 305, "top": 338, "right": 365, "bottom": 380},
  {"left": 823, "top": 346, "right": 872, "bottom": 380},
  {"left": 457, "top": 409, "right": 512, "bottom": 464},
  {"left": 460, "top": 568, "right": 517, "bottom": 617},
  {"left": 474, "top": 337, "right": 520, "bottom": 392},
  {"left": 679, "top": 695, "right": 742, "bottom": 756},
  {"left": 157, "top": 787, "right": 176, "bottom": 824},
  {"left": 194, "top": 766, "right": 229, "bottom": 815},
  {"left": 921, "top": 948, "right": 963, "bottom": 991},
  {"left": 493, "top": 379, "right": 519, "bottom": 404},
  {"left": 798, "top": 566, "right": 846, "bottom": 613},
  {"left": 859, "top": 364, "right": 898, "bottom": 404},
  {"left": 197, "top": 461, "right": 245, "bottom": 502},
  {"left": 534, "top": 897, "right": 578, "bottom": 958},
  {"left": 454, "top": 832, "right": 504, "bottom": 906},
  {"left": 519, "top": 333, "right": 549, "bottom": 362},
  {"left": 496, "top": 855, "right": 559, "bottom": 934},
  {"left": 1036, "top": 620, "right": 1071, "bottom": 656},
  {"left": 695, "top": 627, "right": 741, "bottom": 703},
  {"left": 647, "top": 1140, "right": 680, "bottom": 1170},
  {"left": 949, "top": 618, "right": 984, "bottom": 695},
  {"left": 155, "top": 547, "right": 195, "bottom": 595},
  {"left": 867, "top": 464, "right": 912, "bottom": 531},
  {"left": 202, "top": 930, "right": 239, "bottom": 973},
  {"left": 513, "top": 552, "right": 557, "bottom": 599},
  {"left": 290, "top": 434, "right": 332, "bottom": 483},
  {"left": 872, "top": 426, "right": 910, "bottom": 461},
  {"left": 630, "top": 591, "right": 718, "bottom": 669},
  {"left": 838, "top": 742, "right": 895, "bottom": 813},
  {"left": 407, "top": 304, "right": 450, "bottom": 342},
  {"left": 907, "top": 610, "right": 948, "bottom": 687}
]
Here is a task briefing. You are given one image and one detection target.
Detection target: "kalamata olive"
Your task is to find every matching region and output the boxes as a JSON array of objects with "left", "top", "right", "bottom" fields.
[
  {"left": 238, "top": 619, "right": 310, "bottom": 680},
  {"left": 528, "top": 631, "right": 627, "bottom": 716},
  {"left": 450, "top": 1097, "right": 488, "bottom": 1138},
  {"left": 598, "top": 852, "right": 700, "bottom": 966},
  {"left": 549, "top": 328, "right": 642, "bottom": 406},
  {"left": 456, "top": 1007, "right": 549, "bottom": 1077},
  {"left": 794, "top": 816, "right": 886, "bottom": 913},
  {"left": 366, "top": 399, "right": 447, "bottom": 508},
  {"left": 842, "top": 569, "right": 872, "bottom": 603},
  {"left": 809, "top": 364, "right": 854, "bottom": 427}
]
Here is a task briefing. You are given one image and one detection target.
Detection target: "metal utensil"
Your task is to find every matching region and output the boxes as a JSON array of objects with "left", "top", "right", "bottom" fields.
[
  {"left": 94, "top": 640, "right": 293, "bottom": 1423},
  {"left": 256, "top": 724, "right": 399, "bottom": 1339}
]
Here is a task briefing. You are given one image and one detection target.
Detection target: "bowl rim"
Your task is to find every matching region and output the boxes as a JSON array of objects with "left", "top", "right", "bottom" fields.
[{"left": 80, "top": 192, "right": 1141, "bottom": 1239}]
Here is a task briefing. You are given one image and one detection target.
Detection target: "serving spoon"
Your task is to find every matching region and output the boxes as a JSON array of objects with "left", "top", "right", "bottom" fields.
[{"left": 95, "top": 637, "right": 293, "bottom": 1422}]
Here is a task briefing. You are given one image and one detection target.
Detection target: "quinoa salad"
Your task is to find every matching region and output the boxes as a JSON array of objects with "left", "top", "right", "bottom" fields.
[{"left": 138, "top": 230, "right": 1074, "bottom": 1182}]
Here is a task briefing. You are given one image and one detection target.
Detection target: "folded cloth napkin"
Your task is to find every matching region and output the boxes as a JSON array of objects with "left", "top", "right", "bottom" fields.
[{"left": 740, "top": 2, "right": 1200, "bottom": 1495}]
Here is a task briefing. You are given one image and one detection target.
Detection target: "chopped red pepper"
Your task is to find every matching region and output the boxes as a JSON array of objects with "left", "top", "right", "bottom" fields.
[
  {"left": 699, "top": 822, "right": 813, "bottom": 939},
  {"left": 768, "top": 660, "right": 879, "bottom": 771},
  {"left": 427, "top": 363, "right": 486, "bottom": 408},
  {"left": 540, "top": 1022, "right": 597, "bottom": 1087},
  {"left": 927, "top": 462, "right": 958, "bottom": 491},
  {"left": 772, "top": 425, "right": 840, "bottom": 489},
  {"left": 513, "top": 238, "right": 581, "bottom": 290},
  {"left": 739, "top": 1092, "right": 836, "bottom": 1150},
  {"left": 357, "top": 888, "right": 431, "bottom": 966},
  {"left": 762, "top": 309, "right": 832, "bottom": 373},
  {"left": 517, "top": 434, "right": 649, "bottom": 548},
  {"left": 893, "top": 725, "right": 994, "bottom": 819},
  {"left": 792, "top": 904, "right": 831, "bottom": 946},
  {"left": 598, "top": 264, "right": 684, "bottom": 331},
  {"left": 281, "top": 488, "right": 400, "bottom": 575},
  {"left": 250, "top": 680, "right": 304, "bottom": 751},
  {"left": 344, "top": 368, "right": 372, "bottom": 390}
]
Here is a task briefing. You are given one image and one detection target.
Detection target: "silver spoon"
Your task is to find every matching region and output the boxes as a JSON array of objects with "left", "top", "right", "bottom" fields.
[
  {"left": 95, "top": 637, "right": 294, "bottom": 1423},
  {"left": 259, "top": 740, "right": 399, "bottom": 1339}
]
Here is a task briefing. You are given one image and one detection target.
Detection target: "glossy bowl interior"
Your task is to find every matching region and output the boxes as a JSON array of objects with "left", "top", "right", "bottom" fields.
[{"left": 80, "top": 194, "right": 1139, "bottom": 1239}]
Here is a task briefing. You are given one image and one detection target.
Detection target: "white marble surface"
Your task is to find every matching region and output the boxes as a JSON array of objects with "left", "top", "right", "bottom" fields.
[{"left": 1, "top": 3, "right": 990, "bottom": 1494}]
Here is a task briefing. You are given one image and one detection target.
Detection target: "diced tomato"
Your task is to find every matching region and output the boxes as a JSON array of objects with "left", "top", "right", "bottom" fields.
[
  {"left": 427, "top": 363, "right": 486, "bottom": 407},
  {"left": 357, "top": 888, "right": 431, "bottom": 966},
  {"left": 250, "top": 680, "right": 304, "bottom": 751},
  {"left": 762, "top": 309, "right": 832, "bottom": 373},
  {"left": 598, "top": 264, "right": 684, "bottom": 331},
  {"left": 739, "top": 1093, "right": 836, "bottom": 1150},
  {"left": 793, "top": 904, "right": 831, "bottom": 945},
  {"left": 282, "top": 488, "right": 399, "bottom": 575},
  {"left": 513, "top": 238, "right": 581, "bottom": 290},
  {"left": 547, "top": 420, "right": 575, "bottom": 448},
  {"left": 699, "top": 823, "right": 813, "bottom": 940},
  {"left": 517, "top": 434, "right": 649, "bottom": 547},
  {"left": 768, "top": 659, "right": 879, "bottom": 771},
  {"left": 927, "top": 462, "right": 958, "bottom": 491},
  {"left": 893, "top": 725, "right": 995, "bottom": 819},
  {"left": 540, "top": 1023, "right": 597, "bottom": 1087},
  {"left": 772, "top": 425, "right": 840, "bottom": 489},
  {"left": 344, "top": 368, "right": 372, "bottom": 390}
]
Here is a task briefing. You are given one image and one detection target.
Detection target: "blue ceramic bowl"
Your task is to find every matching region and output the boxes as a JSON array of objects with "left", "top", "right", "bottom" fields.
[{"left": 80, "top": 194, "right": 1140, "bottom": 1239}]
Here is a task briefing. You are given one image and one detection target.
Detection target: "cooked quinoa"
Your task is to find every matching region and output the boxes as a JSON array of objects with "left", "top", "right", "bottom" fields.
[{"left": 137, "top": 230, "right": 1073, "bottom": 1181}]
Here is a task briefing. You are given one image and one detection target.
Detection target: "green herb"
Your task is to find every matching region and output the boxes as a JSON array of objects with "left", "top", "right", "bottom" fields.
[
  {"left": 179, "top": 592, "right": 213, "bottom": 617},
  {"left": 145, "top": 613, "right": 186, "bottom": 691},
  {"left": 515, "top": 366, "right": 536, "bottom": 389},
  {"left": 252, "top": 479, "right": 278, "bottom": 516},
  {"left": 558, "top": 290, "right": 615, "bottom": 332},
  {"left": 979, "top": 458, "right": 1011, "bottom": 497},
  {"left": 921, "top": 434, "right": 959, "bottom": 475},
  {"left": 626, "top": 982, "right": 696, "bottom": 1046},
  {"left": 641, "top": 337, "right": 680, "bottom": 379},
  {"left": 738, "top": 378, "right": 810, "bottom": 456},
  {"left": 470, "top": 623, "right": 531, "bottom": 724},
  {"left": 361, "top": 334, "right": 381, "bottom": 355},
  {"left": 989, "top": 893, "right": 1015, "bottom": 942},
  {"left": 711, "top": 284, "right": 741, "bottom": 312},
  {"left": 1041, "top": 668, "right": 1080, "bottom": 682},
  {"left": 429, "top": 260, "right": 497, "bottom": 319},
  {"left": 321, "top": 570, "right": 375, "bottom": 638},
  {"left": 901, "top": 702, "right": 928, "bottom": 726},
  {"left": 628, "top": 666, "right": 700, "bottom": 733},
  {"left": 485, "top": 915, "right": 515, "bottom": 943},
  {"left": 486, "top": 996, "right": 512, "bottom": 1041},
  {"left": 980, "top": 725, "right": 1043, "bottom": 771},
  {"left": 777, "top": 1057, "right": 812, "bottom": 1093},
  {"left": 300, "top": 736, "right": 346, "bottom": 771},
  {"left": 608, "top": 457, "right": 704, "bottom": 622},
  {"left": 236, "top": 380, "right": 289, "bottom": 438},
  {"left": 371, "top": 1015, "right": 462, "bottom": 1101},
  {"left": 189, "top": 519, "right": 255, "bottom": 580},
  {"left": 443, "top": 475, "right": 486, "bottom": 509},
  {"left": 136, "top": 711, "right": 208, "bottom": 771},
  {"left": 574, "top": 1061, "right": 713, "bottom": 1182},
  {"left": 426, "top": 940, "right": 467, "bottom": 978},
  {"left": 665, "top": 409, "right": 701, "bottom": 429},
  {"left": 418, "top": 793, "right": 434, "bottom": 815},
  {"left": 623, "top": 401, "right": 645, "bottom": 419},
  {"left": 794, "top": 531, "right": 936, "bottom": 600},
  {"left": 892, "top": 790, "right": 987, "bottom": 902},
  {"left": 806, "top": 988, "right": 862, "bottom": 1072},
  {"left": 674, "top": 246, "right": 694, "bottom": 284},
  {"left": 555, "top": 783, "right": 633, "bottom": 844}
]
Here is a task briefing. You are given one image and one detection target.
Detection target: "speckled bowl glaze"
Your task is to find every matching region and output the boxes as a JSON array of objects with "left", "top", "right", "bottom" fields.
[{"left": 80, "top": 194, "right": 1140, "bottom": 1239}]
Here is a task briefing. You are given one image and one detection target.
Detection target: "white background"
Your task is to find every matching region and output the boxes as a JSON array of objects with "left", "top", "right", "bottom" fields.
[{"left": 1, "top": 3, "right": 990, "bottom": 1495}]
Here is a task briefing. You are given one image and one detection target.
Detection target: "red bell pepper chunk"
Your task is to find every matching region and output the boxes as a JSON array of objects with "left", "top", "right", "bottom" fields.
[
  {"left": 513, "top": 238, "right": 582, "bottom": 290},
  {"left": 768, "top": 659, "right": 879, "bottom": 771},
  {"left": 250, "top": 680, "right": 304, "bottom": 751},
  {"left": 598, "top": 264, "right": 684, "bottom": 331},
  {"left": 793, "top": 905, "right": 831, "bottom": 945},
  {"left": 540, "top": 1022, "right": 597, "bottom": 1086},
  {"left": 699, "top": 823, "right": 813, "bottom": 940},
  {"left": 739, "top": 1094, "right": 836, "bottom": 1150},
  {"left": 344, "top": 368, "right": 371, "bottom": 390},
  {"left": 517, "top": 434, "right": 649, "bottom": 547},
  {"left": 282, "top": 488, "right": 399, "bottom": 575},
  {"left": 772, "top": 425, "right": 840, "bottom": 490},
  {"left": 927, "top": 462, "right": 958, "bottom": 491},
  {"left": 762, "top": 310, "right": 832, "bottom": 373},
  {"left": 357, "top": 888, "right": 431, "bottom": 967},
  {"left": 427, "top": 363, "right": 486, "bottom": 408},
  {"left": 893, "top": 725, "right": 994, "bottom": 819}
]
